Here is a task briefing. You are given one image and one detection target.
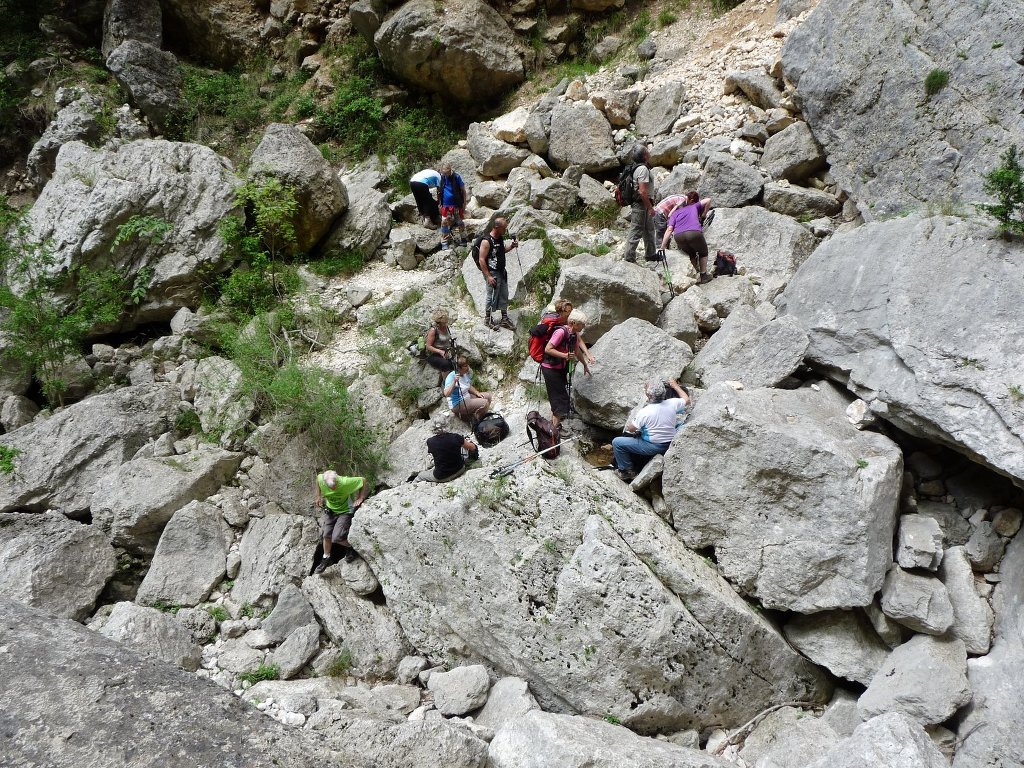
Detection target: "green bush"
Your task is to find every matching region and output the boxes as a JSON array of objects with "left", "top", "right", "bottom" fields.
[
  {"left": 238, "top": 663, "right": 280, "bottom": 685},
  {"left": 310, "top": 249, "right": 366, "bottom": 277},
  {"left": 205, "top": 605, "right": 230, "bottom": 622},
  {"left": 0, "top": 445, "right": 21, "bottom": 474},
  {"left": 978, "top": 144, "right": 1024, "bottom": 237},
  {"left": 658, "top": 9, "right": 679, "bottom": 26},
  {"left": 326, "top": 649, "right": 354, "bottom": 677},
  {"left": 924, "top": 68, "right": 949, "bottom": 99}
]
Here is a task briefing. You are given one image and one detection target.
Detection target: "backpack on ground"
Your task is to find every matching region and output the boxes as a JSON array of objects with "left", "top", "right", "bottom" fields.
[
  {"left": 713, "top": 250, "right": 737, "bottom": 277},
  {"left": 527, "top": 312, "right": 563, "bottom": 363},
  {"left": 469, "top": 233, "right": 494, "bottom": 271},
  {"left": 526, "top": 410, "right": 561, "bottom": 460},
  {"left": 614, "top": 163, "right": 637, "bottom": 207},
  {"left": 473, "top": 412, "right": 510, "bottom": 447}
]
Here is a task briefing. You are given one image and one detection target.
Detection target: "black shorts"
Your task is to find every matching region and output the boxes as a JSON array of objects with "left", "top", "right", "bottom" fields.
[{"left": 541, "top": 366, "right": 570, "bottom": 419}]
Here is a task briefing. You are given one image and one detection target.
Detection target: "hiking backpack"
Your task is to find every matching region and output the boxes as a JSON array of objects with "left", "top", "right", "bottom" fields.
[
  {"left": 473, "top": 412, "right": 510, "bottom": 447},
  {"left": 526, "top": 410, "right": 561, "bottom": 460},
  {"left": 614, "top": 163, "right": 637, "bottom": 206},
  {"left": 527, "top": 312, "right": 563, "bottom": 363},
  {"left": 469, "top": 233, "right": 494, "bottom": 271},
  {"left": 713, "top": 250, "right": 737, "bottom": 277}
]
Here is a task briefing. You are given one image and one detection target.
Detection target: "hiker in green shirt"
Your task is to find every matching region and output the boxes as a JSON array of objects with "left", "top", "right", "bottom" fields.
[{"left": 313, "top": 470, "right": 367, "bottom": 573}]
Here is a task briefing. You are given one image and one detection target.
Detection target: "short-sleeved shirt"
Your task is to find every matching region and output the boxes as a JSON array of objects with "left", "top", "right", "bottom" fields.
[
  {"left": 445, "top": 370, "right": 473, "bottom": 408},
  {"left": 632, "top": 164, "right": 654, "bottom": 203},
  {"left": 410, "top": 169, "right": 441, "bottom": 187},
  {"left": 633, "top": 398, "right": 688, "bottom": 444},
  {"left": 427, "top": 432, "right": 465, "bottom": 479},
  {"left": 482, "top": 234, "right": 507, "bottom": 275},
  {"left": 439, "top": 172, "right": 466, "bottom": 206},
  {"left": 541, "top": 326, "right": 574, "bottom": 370},
  {"left": 655, "top": 194, "right": 688, "bottom": 216},
  {"left": 317, "top": 474, "right": 363, "bottom": 514},
  {"left": 667, "top": 202, "right": 705, "bottom": 233}
]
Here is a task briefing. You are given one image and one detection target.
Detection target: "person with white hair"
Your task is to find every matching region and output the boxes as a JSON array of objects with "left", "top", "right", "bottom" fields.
[
  {"left": 415, "top": 416, "right": 479, "bottom": 482},
  {"left": 612, "top": 378, "right": 690, "bottom": 482},
  {"left": 312, "top": 469, "right": 367, "bottom": 573},
  {"left": 541, "top": 308, "right": 591, "bottom": 433}
]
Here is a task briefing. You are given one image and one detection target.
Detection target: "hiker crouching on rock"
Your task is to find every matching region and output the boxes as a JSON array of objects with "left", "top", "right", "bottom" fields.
[
  {"left": 541, "top": 309, "right": 591, "bottom": 434},
  {"left": 313, "top": 470, "right": 367, "bottom": 573},
  {"left": 416, "top": 417, "right": 479, "bottom": 482},
  {"left": 612, "top": 379, "right": 690, "bottom": 483},
  {"left": 661, "top": 191, "right": 714, "bottom": 284},
  {"left": 479, "top": 216, "right": 518, "bottom": 330},
  {"left": 409, "top": 167, "right": 442, "bottom": 228},
  {"left": 445, "top": 356, "right": 492, "bottom": 422}
]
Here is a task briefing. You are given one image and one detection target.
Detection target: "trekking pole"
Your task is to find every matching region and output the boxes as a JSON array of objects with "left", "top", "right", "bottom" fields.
[
  {"left": 661, "top": 248, "right": 673, "bottom": 286},
  {"left": 489, "top": 437, "right": 579, "bottom": 478}
]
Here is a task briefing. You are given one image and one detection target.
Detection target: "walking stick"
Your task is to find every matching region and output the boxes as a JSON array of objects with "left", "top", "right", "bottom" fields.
[{"left": 489, "top": 437, "right": 579, "bottom": 478}]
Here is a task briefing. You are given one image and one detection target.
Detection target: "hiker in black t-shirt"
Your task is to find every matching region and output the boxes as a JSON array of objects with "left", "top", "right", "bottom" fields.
[
  {"left": 478, "top": 216, "right": 518, "bottom": 330},
  {"left": 415, "top": 417, "right": 479, "bottom": 482}
]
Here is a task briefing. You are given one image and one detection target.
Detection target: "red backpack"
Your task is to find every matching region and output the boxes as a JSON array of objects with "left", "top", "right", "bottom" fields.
[{"left": 528, "top": 312, "right": 563, "bottom": 363}]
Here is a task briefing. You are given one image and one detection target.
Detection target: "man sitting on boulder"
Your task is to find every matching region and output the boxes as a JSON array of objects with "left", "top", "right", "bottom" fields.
[
  {"left": 416, "top": 417, "right": 479, "bottom": 483},
  {"left": 313, "top": 469, "right": 367, "bottom": 573},
  {"left": 612, "top": 379, "right": 690, "bottom": 482}
]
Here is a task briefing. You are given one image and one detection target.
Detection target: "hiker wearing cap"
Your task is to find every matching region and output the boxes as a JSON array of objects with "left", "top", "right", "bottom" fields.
[
  {"left": 444, "top": 356, "right": 492, "bottom": 422},
  {"left": 612, "top": 379, "right": 690, "bottom": 483},
  {"left": 541, "top": 309, "right": 591, "bottom": 432},
  {"left": 438, "top": 162, "right": 468, "bottom": 250},
  {"left": 425, "top": 308, "right": 456, "bottom": 374},
  {"left": 624, "top": 144, "right": 657, "bottom": 263},
  {"left": 660, "top": 190, "right": 714, "bottom": 284},
  {"left": 313, "top": 470, "right": 367, "bottom": 573},
  {"left": 478, "top": 216, "right": 518, "bottom": 331},
  {"left": 416, "top": 417, "right": 479, "bottom": 482},
  {"left": 410, "top": 168, "right": 442, "bottom": 228}
]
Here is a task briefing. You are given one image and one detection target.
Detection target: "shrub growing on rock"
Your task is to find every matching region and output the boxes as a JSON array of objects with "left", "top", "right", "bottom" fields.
[{"left": 978, "top": 144, "right": 1024, "bottom": 237}]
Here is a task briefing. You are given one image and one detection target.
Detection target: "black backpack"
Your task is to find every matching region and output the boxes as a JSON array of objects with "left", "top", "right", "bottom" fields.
[
  {"left": 614, "top": 163, "right": 637, "bottom": 206},
  {"left": 469, "top": 233, "right": 494, "bottom": 271},
  {"left": 714, "top": 250, "right": 737, "bottom": 277},
  {"left": 474, "top": 412, "right": 509, "bottom": 447},
  {"left": 526, "top": 410, "right": 561, "bottom": 460}
]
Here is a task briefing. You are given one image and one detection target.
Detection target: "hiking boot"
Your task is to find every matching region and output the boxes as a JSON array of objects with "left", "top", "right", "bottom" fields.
[
  {"left": 624, "top": 256, "right": 637, "bottom": 263},
  {"left": 441, "top": 242, "right": 450, "bottom": 251},
  {"left": 313, "top": 558, "right": 332, "bottom": 575},
  {"left": 616, "top": 469, "right": 636, "bottom": 483},
  {"left": 343, "top": 549, "right": 359, "bottom": 563},
  {"left": 698, "top": 272, "right": 714, "bottom": 284},
  {"left": 499, "top": 317, "right": 515, "bottom": 331}
]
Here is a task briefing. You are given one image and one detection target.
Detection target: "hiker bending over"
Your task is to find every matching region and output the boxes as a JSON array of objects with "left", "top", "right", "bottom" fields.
[
  {"left": 612, "top": 379, "right": 690, "bottom": 483},
  {"left": 653, "top": 194, "right": 688, "bottom": 249},
  {"left": 416, "top": 417, "right": 479, "bottom": 482},
  {"left": 445, "top": 356, "right": 492, "bottom": 422},
  {"left": 313, "top": 470, "right": 367, "bottom": 573},
  {"left": 624, "top": 144, "right": 657, "bottom": 263},
  {"left": 478, "top": 216, "right": 518, "bottom": 330},
  {"left": 661, "top": 191, "right": 714, "bottom": 284},
  {"left": 425, "top": 308, "right": 456, "bottom": 373},
  {"left": 541, "top": 309, "right": 591, "bottom": 433},
  {"left": 438, "top": 162, "right": 468, "bottom": 250},
  {"left": 410, "top": 168, "right": 442, "bottom": 228}
]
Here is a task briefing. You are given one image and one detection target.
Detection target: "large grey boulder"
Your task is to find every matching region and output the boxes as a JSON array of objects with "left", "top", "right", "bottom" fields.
[
  {"left": 488, "top": 710, "right": 729, "bottom": 768},
  {"left": 261, "top": 583, "right": 316, "bottom": 644},
  {"left": 1, "top": 597, "right": 334, "bottom": 767},
  {"left": 782, "top": 0, "right": 1024, "bottom": 218},
  {"left": 724, "top": 69, "right": 785, "bottom": 111},
  {"left": 657, "top": 296, "right": 701, "bottom": 348},
  {"left": 880, "top": 566, "right": 954, "bottom": 635},
  {"left": 460, "top": 238, "right": 543, "bottom": 318},
  {"left": 759, "top": 121, "right": 826, "bottom": 182},
  {"left": 634, "top": 82, "right": 687, "bottom": 138},
  {"left": 322, "top": 178, "right": 391, "bottom": 259},
  {"left": 23, "top": 140, "right": 239, "bottom": 325},
  {"left": 1, "top": 394, "right": 39, "bottom": 432},
  {"left": 699, "top": 152, "right": 764, "bottom": 208},
  {"left": 475, "top": 677, "right": 539, "bottom": 732},
  {"left": 0, "top": 512, "right": 115, "bottom": 621},
  {"left": 547, "top": 100, "right": 618, "bottom": 172},
  {"left": 374, "top": 0, "right": 524, "bottom": 105},
  {"left": 805, "top": 713, "right": 949, "bottom": 768},
  {"left": 572, "top": 318, "right": 693, "bottom": 431},
  {"left": 350, "top": 456, "right": 830, "bottom": 734},
  {"left": 99, "top": 602, "right": 203, "bottom": 671},
  {"left": 103, "top": 0, "right": 161, "bottom": 56},
  {"left": 91, "top": 446, "right": 243, "bottom": 555},
  {"left": 467, "top": 122, "right": 530, "bottom": 177},
  {"left": 105, "top": 40, "right": 182, "bottom": 133},
  {"left": 687, "top": 306, "right": 808, "bottom": 389},
  {"left": 779, "top": 215, "right": 1024, "bottom": 487},
  {"left": 553, "top": 254, "right": 664, "bottom": 342},
  {"left": 705, "top": 206, "right": 818, "bottom": 300},
  {"left": 954, "top": 531, "right": 1024, "bottom": 768},
  {"left": 157, "top": 1, "right": 261, "bottom": 70},
  {"left": 737, "top": 706, "right": 839, "bottom": 768},
  {"left": 783, "top": 610, "right": 891, "bottom": 685},
  {"left": 529, "top": 177, "right": 579, "bottom": 213},
  {"left": 896, "top": 514, "right": 944, "bottom": 570},
  {"left": 232, "top": 512, "right": 319, "bottom": 605},
  {"left": 938, "top": 546, "right": 993, "bottom": 655},
  {"left": 762, "top": 182, "right": 842, "bottom": 218},
  {"left": 272, "top": 624, "right": 321, "bottom": 680},
  {"left": 26, "top": 90, "right": 103, "bottom": 190},
  {"left": 428, "top": 665, "right": 491, "bottom": 716},
  {"left": 663, "top": 383, "right": 902, "bottom": 611},
  {"left": 248, "top": 123, "right": 348, "bottom": 254},
  {"left": 349, "top": 0, "right": 385, "bottom": 43},
  {"left": 193, "top": 356, "right": 257, "bottom": 448},
  {"left": 0, "top": 385, "right": 178, "bottom": 515},
  {"left": 135, "top": 501, "right": 233, "bottom": 606},
  {"left": 858, "top": 634, "right": 971, "bottom": 726}
]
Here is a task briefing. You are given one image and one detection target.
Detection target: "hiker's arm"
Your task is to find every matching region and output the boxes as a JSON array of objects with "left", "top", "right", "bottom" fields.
[
  {"left": 661, "top": 225, "right": 674, "bottom": 250},
  {"left": 669, "top": 378, "right": 689, "bottom": 404},
  {"left": 624, "top": 420, "right": 639, "bottom": 434},
  {"left": 443, "top": 375, "right": 456, "bottom": 397},
  {"left": 313, "top": 475, "right": 323, "bottom": 508},
  {"left": 479, "top": 240, "right": 496, "bottom": 286},
  {"left": 577, "top": 336, "right": 595, "bottom": 364},
  {"left": 353, "top": 479, "right": 367, "bottom": 508},
  {"left": 576, "top": 339, "right": 592, "bottom": 376},
  {"left": 639, "top": 181, "right": 654, "bottom": 212},
  {"left": 425, "top": 327, "right": 441, "bottom": 355}
]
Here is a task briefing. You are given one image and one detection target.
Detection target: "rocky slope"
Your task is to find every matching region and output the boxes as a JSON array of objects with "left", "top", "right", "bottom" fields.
[{"left": 2, "top": 0, "right": 1023, "bottom": 767}]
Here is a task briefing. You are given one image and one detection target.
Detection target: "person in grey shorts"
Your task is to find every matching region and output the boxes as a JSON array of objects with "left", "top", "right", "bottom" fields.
[{"left": 313, "top": 470, "right": 367, "bottom": 573}]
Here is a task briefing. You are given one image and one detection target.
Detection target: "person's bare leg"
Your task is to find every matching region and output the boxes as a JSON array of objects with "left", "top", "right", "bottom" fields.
[{"left": 322, "top": 536, "right": 332, "bottom": 560}]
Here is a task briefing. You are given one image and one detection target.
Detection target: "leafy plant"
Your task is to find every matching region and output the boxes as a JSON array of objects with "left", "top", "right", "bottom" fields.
[
  {"left": 1010, "top": 384, "right": 1024, "bottom": 401},
  {"left": 238, "top": 663, "right": 280, "bottom": 685},
  {"left": 310, "top": 249, "right": 366, "bottom": 277},
  {"left": 326, "top": 648, "right": 354, "bottom": 677},
  {"left": 856, "top": 458, "right": 869, "bottom": 469},
  {"left": 924, "top": 68, "right": 949, "bottom": 99},
  {"left": 628, "top": 10, "right": 651, "bottom": 41},
  {"left": 977, "top": 145, "right": 1024, "bottom": 237},
  {"left": 239, "top": 602, "right": 260, "bottom": 618},
  {"left": 0, "top": 445, "right": 21, "bottom": 474},
  {"left": 658, "top": 9, "right": 679, "bottom": 26},
  {"left": 604, "top": 714, "right": 622, "bottom": 725},
  {"left": 150, "top": 600, "right": 183, "bottom": 614},
  {"left": 112, "top": 215, "right": 172, "bottom": 250},
  {"left": 205, "top": 605, "right": 230, "bottom": 622}
]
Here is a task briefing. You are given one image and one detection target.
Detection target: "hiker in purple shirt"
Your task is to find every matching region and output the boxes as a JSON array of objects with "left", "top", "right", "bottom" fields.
[{"left": 661, "top": 191, "right": 714, "bottom": 284}]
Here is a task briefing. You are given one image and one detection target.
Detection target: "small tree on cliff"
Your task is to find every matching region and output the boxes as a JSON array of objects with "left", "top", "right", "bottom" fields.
[{"left": 978, "top": 145, "right": 1024, "bottom": 238}]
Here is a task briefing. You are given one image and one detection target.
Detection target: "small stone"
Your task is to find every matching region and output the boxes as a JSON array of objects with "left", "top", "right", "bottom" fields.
[
  {"left": 991, "top": 507, "right": 1022, "bottom": 537},
  {"left": 965, "top": 521, "right": 1007, "bottom": 572}
]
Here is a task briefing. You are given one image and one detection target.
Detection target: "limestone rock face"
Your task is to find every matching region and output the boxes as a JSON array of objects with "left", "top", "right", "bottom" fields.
[
  {"left": 759, "top": 121, "right": 826, "bottom": 182},
  {"left": 699, "top": 152, "right": 764, "bottom": 208},
  {"left": 547, "top": 100, "right": 619, "bottom": 172},
  {"left": 663, "top": 383, "right": 902, "bottom": 612},
  {"left": 805, "top": 713, "right": 950, "bottom": 768},
  {"left": 938, "top": 546, "right": 993, "bottom": 655},
  {"left": 762, "top": 182, "right": 842, "bottom": 218},
  {"left": 783, "top": 610, "right": 891, "bottom": 685},
  {"left": 374, "top": 0, "right": 524, "bottom": 105},
  {"left": 634, "top": 82, "right": 687, "bottom": 138},
  {"left": 738, "top": 706, "right": 839, "bottom": 768},
  {"left": 572, "top": 317, "right": 694, "bottom": 431},
  {"left": 350, "top": 456, "right": 830, "bottom": 734},
  {"left": 779, "top": 215, "right": 1024, "bottom": 486},
  {"left": 103, "top": 0, "right": 161, "bottom": 57},
  {"left": 0, "top": 598, "right": 332, "bottom": 768},
  {"left": 106, "top": 41, "right": 182, "bottom": 133},
  {"left": 553, "top": 254, "right": 664, "bottom": 343},
  {"left": 467, "top": 123, "right": 530, "bottom": 177},
  {"left": 428, "top": 665, "right": 491, "bottom": 716},
  {"left": 233, "top": 513, "right": 319, "bottom": 605},
  {"left": 475, "top": 677, "right": 539, "bottom": 732},
  {"left": 160, "top": 0, "right": 261, "bottom": 69},
  {"left": 488, "top": 710, "right": 729, "bottom": 768},
  {"left": 0, "top": 512, "right": 116, "bottom": 621},
  {"left": 248, "top": 123, "right": 349, "bottom": 254},
  {"left": 782, "top": 0, "right": 1024, "bottom": 218},
  {"left": 0, "top": 385, "right": 178, "bottom": 515},
  {"left": 26, "top": 91, "right": 103, "bottom": 190},
  {"left": 322, "top": 176, "right": 391, "bottom": 258},
  {"left": 135, "top": 501, "right": 233, "bottom": 606},
  {"left": 725, "top": 69, "right": 786, "bottom": 111},
  {"left": 193, "top": 356, "right": 257, "bottom": 449},
  {"left": 23, "top": 141, "right": 239, "bottom": 326},
  {"left": 895, "top": 514, "right": 944, "bottom": 571},
  {"left": 98, "top": 602, "right": 203, "bottom": 671}
]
